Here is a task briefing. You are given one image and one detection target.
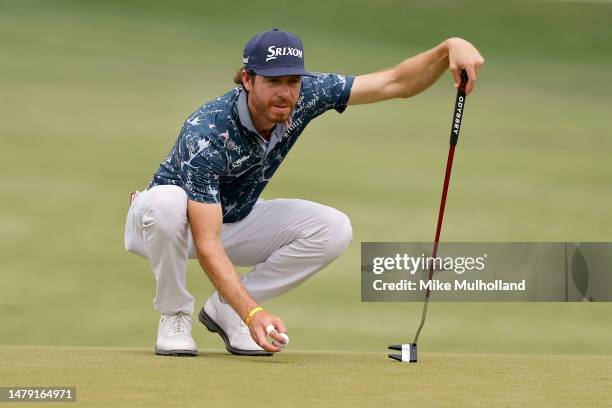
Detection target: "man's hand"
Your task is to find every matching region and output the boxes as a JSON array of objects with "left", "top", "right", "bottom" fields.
[
  {"left": 446, "top": 37, "right": 485, "bottom": 95},
  {"left": 247, "top": 309, "right": 288, "bottom": 352}
]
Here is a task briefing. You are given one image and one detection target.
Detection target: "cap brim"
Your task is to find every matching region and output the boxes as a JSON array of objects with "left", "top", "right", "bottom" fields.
[{"left": 251, "top": 66, "right": 315, "bottom": 77}]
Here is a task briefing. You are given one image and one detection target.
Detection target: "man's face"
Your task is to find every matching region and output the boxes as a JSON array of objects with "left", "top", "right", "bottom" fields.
[{"left": 243, "top": 71, "right": 301, "bottom": 124}]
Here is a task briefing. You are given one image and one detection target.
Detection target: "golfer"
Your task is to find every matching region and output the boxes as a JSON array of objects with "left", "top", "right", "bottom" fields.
[{"left": 124, "top": 28, "right": 484, "bottom": 356}]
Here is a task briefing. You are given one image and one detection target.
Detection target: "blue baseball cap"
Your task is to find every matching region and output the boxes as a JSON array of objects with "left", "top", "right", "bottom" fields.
[{"left": 242, "top": 28, "right": 315, "bottom": 77}]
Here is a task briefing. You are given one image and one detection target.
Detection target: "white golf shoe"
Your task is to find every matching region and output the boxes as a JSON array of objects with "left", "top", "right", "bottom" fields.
[
  {"left": 198, "top": 292, "right": 272, "bottom": 356},
  {"left": 155, "top": 311, "right": 198, "bottom": 356}
]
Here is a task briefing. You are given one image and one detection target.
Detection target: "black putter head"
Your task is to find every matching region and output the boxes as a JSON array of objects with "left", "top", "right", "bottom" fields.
[{"left": 388, "top": 343, "right": 417, "bottom": 363}]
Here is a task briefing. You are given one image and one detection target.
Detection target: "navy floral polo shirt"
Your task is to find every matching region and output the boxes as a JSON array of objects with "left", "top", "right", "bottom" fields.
[{"left": 147, "top": 72, "right": 354, "bottom": 223}]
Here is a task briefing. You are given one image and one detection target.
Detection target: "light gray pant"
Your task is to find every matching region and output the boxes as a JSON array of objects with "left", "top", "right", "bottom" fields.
[{"left": 124, "top": 185, "right": 353, "bottom": 315}]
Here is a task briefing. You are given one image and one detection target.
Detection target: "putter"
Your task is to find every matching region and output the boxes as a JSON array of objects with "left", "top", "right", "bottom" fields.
[{"left": 388, "top": 69, "right": 470, "bottom": 363}]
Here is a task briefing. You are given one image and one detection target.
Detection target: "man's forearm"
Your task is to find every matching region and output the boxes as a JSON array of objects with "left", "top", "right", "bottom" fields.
[
  {"left": 195, "top": 238, "right": 258, "bottom": 320},
  {"left": 348, "top": 39, "right": 451, "bottom": 105},
  {"left": 388, "top": 39, "right": 450, "bottom": 99}
]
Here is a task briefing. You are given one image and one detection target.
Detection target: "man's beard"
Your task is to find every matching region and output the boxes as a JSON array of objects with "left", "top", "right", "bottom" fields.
[{"left": 251, "top": 94, "right": 293, "bottom": 123}]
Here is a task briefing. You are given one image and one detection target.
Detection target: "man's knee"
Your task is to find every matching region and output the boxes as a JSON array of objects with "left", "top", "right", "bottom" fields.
[
  {"left": 142, "top": 185, "right": 189, "bottom": 237},
  {"left": 318, "top": 207, "right": 353, "bottom": 262}
]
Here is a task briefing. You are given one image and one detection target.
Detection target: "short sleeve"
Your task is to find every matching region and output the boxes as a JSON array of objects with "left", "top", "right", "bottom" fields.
[
  {"left": 300, "top": 72, "right": 355, "bottom": 118},
  {"left": 178, "top": 130, "right": 227, "bottom": 204}
]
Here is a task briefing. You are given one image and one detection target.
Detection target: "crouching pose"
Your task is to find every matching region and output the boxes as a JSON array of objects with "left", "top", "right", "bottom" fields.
[{"left": 124, "top": 28, "right": 484, "bottom": 356}]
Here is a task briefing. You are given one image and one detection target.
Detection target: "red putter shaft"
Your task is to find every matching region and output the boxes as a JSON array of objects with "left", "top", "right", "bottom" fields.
[
  {"left": 412, "top": 69, "right": 469, "bottom": 346},
  {"left": 428, "top": 144, "right": 455, "bottom": 294}
]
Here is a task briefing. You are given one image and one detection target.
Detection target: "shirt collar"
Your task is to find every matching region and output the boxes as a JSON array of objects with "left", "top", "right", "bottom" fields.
[{"left": 237, "top": 89, "right": 258, "bottom": 134}]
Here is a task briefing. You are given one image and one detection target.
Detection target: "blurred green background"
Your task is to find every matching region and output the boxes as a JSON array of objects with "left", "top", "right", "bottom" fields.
[{"left": 1, "top": 0, "right": 611, "bottom": 355}]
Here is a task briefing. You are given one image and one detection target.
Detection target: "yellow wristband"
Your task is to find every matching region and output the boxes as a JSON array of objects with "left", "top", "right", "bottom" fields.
[{"left": 245, "top": 307, "right": 264, "bottom": 326}]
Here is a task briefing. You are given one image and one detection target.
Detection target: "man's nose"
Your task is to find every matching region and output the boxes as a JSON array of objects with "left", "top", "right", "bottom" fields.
[{"left": 277, "top": 83, "right": 291, "bottom": 98}]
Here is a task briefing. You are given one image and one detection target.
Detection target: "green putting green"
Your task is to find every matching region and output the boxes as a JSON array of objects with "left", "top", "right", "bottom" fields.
[{"left": 1, "top": 345, "right": 610, "bottom": 407}]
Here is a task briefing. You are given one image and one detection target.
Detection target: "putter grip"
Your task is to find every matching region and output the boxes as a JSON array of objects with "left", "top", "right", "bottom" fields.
[
  {"left": 459, "top": 69, "right": 469, "bottom": 92},
  {"left": 449, "top": 69, "right": 469, "bottom": 146}
]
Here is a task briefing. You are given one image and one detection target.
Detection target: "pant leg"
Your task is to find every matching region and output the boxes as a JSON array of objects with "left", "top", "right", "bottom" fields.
[
  {"left": 124, "top": 189, "right": 353, "bottom": 310},
  {"left": 124, "top": 185, "right": 195, "bottom": 315},
  {"left": 220, "top": 198, "right": 353, "bottom": 303}
]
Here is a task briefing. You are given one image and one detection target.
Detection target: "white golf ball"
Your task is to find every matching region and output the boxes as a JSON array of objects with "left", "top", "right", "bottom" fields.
[{"left": 272, "top": 332, "right": 289, "bottom": 348}]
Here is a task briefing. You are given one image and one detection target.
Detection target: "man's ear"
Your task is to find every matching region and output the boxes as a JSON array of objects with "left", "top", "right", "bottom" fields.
[{"left": 241, "top": 69, "right": 253, "bottom": 92}]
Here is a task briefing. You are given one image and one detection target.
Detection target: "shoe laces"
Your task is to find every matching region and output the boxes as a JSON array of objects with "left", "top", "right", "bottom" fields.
[{"left": 165, "top": 312, "right": 191, "bottom": 334}]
